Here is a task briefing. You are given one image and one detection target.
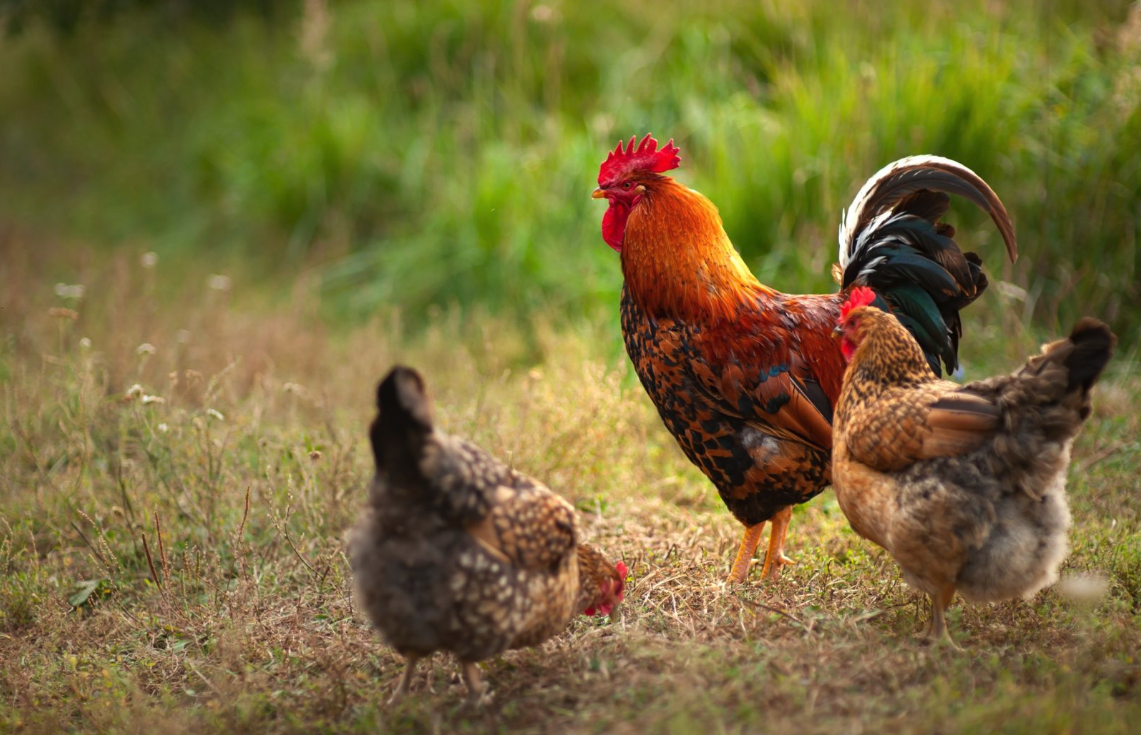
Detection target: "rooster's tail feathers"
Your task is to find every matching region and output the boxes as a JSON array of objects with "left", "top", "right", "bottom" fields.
[
  {"left": 839, "top": 155, "right": 1017, "bottom": 268},
  {"left": 837, "top": 156, "right": 1018, "bottom": 376}
]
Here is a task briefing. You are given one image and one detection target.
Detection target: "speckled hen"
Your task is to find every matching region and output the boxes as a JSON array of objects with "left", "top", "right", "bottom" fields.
[
  {"left": 348, "top": 366, "right": 626, "bottom": 704},
  {"left": 833, "top": 288, "right": 1115, "bottom": 643}
]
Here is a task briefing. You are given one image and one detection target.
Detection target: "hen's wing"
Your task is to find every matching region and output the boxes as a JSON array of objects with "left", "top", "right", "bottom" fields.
[
  {"left": 426, "top": 434, "right": 578, "bottom": 571},
  {"left": 466, "top": 475, "right": 578, "bottom": 571},
  {"left": 843, "top": 382, "right": 1002, "bottom": 472}
]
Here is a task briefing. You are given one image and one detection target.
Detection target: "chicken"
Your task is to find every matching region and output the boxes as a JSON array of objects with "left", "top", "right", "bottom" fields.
[
  {"left": 592, "top": 134, "right": 1018, "bottom": 583},
  {"left": 832, "top": 287, "right": 1115, "bottom": 643},
  {"left": 348, "top": 366, "right": 627, "bottom": 704}
]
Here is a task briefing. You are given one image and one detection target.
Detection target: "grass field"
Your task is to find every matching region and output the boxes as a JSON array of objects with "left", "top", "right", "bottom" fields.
[
  {"left": 1, "top": 247, "right": 1139, "bottom": 734},
  {"left": 3, "top": 0, "right": 1141, "bottom": 732},
  {"left": 1, "top": 0, "right": 1140, "bottom": 336}
]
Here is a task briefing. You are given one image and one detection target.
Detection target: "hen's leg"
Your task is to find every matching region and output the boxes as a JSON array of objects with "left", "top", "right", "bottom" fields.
[
  {"left": 923, "top": 584, "right": 960, "bottom": 649},
  {"left": 460, "top": 661, "right": 490, "bottom": 706},
  {"left": 387, "top": 655, "right": 421, "bottom": 705},
  {"left": 728, "top": 522, "right": 766, "bottom": 584},
  {"left": 760, "top": 507, "right": 796, "bottom": 580}
]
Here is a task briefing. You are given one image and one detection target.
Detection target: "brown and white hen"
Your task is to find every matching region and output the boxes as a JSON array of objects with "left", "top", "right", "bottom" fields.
[
  {"left": 833, "top": 287, "right": 1115, "bottom": 644},
  {"left": 348, "top": 366, "right": 626, "bottom": 704}
]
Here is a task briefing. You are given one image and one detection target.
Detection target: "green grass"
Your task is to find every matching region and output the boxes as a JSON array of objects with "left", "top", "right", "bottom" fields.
[
  {"left": 1, "top": 0, "right": 1139, "bottom": 337},
  {"left": 2, "top": 1, "right": 1140, "bottom": 731},
  {"left": 1, "top": 250, "right": 1139, "bottom": 734}
]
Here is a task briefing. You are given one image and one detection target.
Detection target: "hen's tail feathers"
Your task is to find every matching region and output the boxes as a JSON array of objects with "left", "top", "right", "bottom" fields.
[
  {"left": 370, "top": 366, "right": 434, "bottom": 484},
  {"left": 1044, "top": 318, "right": 1116, "bottom": 419},
  {"left": 838, "top": 156, "right": 1018, "bottom": 377}
]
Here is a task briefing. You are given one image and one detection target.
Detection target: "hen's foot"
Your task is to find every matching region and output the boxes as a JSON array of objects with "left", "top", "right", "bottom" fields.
[
  {"left": 920, "top": 586, "right": 961, "bottom": 651},
  {"left": 387, "top": 655, "right": 421, "bottom": 706},
  {"left": 460, "top": 661, "right": 491, "bottom": 707}
]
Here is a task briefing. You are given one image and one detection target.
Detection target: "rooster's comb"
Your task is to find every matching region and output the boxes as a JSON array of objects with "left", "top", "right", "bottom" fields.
[
  {"left": 598, "top": 134, "right": 681, "bottom": 187},
  {"left": 840, "top": 286, "right": 878, "bottom": 322}
]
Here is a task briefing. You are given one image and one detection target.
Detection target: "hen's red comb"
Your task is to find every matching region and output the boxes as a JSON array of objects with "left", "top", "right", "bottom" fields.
[
  {"left": 840, "top": 286, "right": 878, "bottom": 321},
  {"left": 598, "top": 134, "right": 681, "bottom": 187},
  {"left": 616, "top": 561, "right": 628, "bottom": 579}
]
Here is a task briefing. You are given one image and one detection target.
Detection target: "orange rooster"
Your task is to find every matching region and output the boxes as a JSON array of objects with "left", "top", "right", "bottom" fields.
[{"left": 592, "top": 135, "right": 1018, "bottom": 583}]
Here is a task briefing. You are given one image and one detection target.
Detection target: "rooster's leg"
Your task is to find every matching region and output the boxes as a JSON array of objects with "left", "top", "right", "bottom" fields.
[
  {"left": 759, "top": 507, "right": 796, "bottom": 580},
  {"left": 387, "top": 655, "right": 421, "bottom": 705},
  {"left": 728, "top": 522, "right": 766, "bottom": 583},
  {"left": 460, "top": 661, "right": 490, "bottom": 706}
]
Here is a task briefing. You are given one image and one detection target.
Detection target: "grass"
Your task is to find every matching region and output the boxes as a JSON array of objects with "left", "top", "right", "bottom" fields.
[
  {"left": 2, "top": 1, "right": 1140, "bottom": 731},
  {"left": 0, "top": 0, "right": 1140, "bottom": 336},
  {"left": 2, "top": 245, "right": 1140, "bottom": 734}
]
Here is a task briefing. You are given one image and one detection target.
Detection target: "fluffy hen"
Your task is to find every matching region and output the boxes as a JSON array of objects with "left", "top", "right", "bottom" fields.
[
  {"left": 348, "top": 367, "right": 626, "bottom": 703},
  {"left": 833, "top": 288, "right": 1115, "bottom": 643}
]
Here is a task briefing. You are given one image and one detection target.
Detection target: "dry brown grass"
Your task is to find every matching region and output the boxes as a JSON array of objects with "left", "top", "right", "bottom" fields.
[{"left": 1, "top": 243, "right": 1140, "bottom": 734}]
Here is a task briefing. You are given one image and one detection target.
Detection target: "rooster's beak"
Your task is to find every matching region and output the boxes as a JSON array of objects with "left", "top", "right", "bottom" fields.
[
  {"left": 591, "top": 188, "right": 606, "bottom": 199},
  {"left": 832, "top": 325, "right": 843, "bottom": 338}
]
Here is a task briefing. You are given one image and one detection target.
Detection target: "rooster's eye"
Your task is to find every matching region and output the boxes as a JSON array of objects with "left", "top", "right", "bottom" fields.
[{"left": 622, "top": 182, "right": 632, "bottom": 190}]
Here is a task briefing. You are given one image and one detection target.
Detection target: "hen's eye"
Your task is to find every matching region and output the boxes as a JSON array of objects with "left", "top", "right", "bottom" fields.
[{"left": 622, "top": 182, "right": 632, "bottom": 190}]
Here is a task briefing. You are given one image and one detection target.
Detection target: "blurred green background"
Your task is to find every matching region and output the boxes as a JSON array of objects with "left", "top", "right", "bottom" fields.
[{"left": 2, "top": 0, "right": 1139, "bottom": 339}]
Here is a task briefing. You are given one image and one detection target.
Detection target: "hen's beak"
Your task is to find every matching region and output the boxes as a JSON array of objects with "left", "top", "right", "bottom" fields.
[
  {"left": 832, "top": 325, "right": 843, "bottom": 338},
  {"left": 591, "top": 187, "right": 606, "bottom": 199},
  {"left": 609, "top": 607, "right": 619, "bottom": 622}
]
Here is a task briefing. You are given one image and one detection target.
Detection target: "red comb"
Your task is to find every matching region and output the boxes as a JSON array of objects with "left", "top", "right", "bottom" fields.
[
  {"left": 840, "top": 286, "right": 878, "bottom": 320},
  {"left": 598, "top": 134, "right": 681, "bottom": 187},
  {"left": 616, "top": 561, "right": 628, "bottom": 579}
]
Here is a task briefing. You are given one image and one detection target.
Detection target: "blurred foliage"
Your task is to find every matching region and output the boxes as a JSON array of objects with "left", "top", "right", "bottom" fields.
[
  {"left": 0, "top": 0, "right": 288, "bottom": 34},
  {"left": 0, "top": 0, "right": 1138, "bottom": 338}
]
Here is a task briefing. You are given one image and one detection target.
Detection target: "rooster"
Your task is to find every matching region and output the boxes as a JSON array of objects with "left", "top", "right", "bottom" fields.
[
  {"left": 348, "top": 366, "right": 627, "bottom": 704},
  {"left": 833, "top": 287, "right": 1115, "bottom": 643},
  {"left": 592, "top": 135, "right": 1018, "bottom": 583}
]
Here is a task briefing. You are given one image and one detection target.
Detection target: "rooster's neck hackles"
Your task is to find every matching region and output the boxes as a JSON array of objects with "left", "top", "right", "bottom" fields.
[{"left": 621, "top": 178, "right": 774, "bottom": 322}]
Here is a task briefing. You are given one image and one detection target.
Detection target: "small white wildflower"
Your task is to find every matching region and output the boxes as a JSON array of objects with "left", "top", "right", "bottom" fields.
[
  {"left": 140, "top": 252, "right": 159, "bottom": 269},
  {"left": 54, "top": 283, "right": 86, "bottom": 300},
  {"left": 206, "top": 408, "right": 225, "bottom": 421},
  {"left": 136, "top": 343, "right": 156, "bottom": 356},
  {"left": 994, "top": 280, "right": 1029, "bottom": 302},
  {"left": 125, "top": 384, "right": 144, "bottom": 399},
  {"left": 176, "top": 329, "right": 192, "bottom": 344},
  {"left": 157, "top": 423, "right": 169, "bottom": 433},
  {"left": 1057, "top": 573, "right": 1110, "bottom": 605},
  {"left": 142, "top": 395, "right": 165, "bottom": 405},
  {"left": 79, "top": 337, "right": 92, "bottom": 349},
  {"left": 206, "top": 274, "right": 232, "bottom": 292}
]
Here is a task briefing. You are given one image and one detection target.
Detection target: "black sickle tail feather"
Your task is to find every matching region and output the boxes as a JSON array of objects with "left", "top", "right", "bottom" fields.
[
  {"left": 371, "top": 365, "right": 434, "bottom": 486},
  {"left": 838, "top": 156, "right": 1018, "bottom": 376}
]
